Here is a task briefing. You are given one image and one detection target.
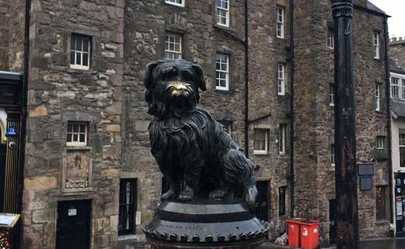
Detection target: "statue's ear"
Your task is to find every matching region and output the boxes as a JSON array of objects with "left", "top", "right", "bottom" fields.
[
  {"left": 144, "top": 61, "right": 160, "bottom": 90},
  {"left": 192, "top": 64, "right": 207, "bottom": 91}
]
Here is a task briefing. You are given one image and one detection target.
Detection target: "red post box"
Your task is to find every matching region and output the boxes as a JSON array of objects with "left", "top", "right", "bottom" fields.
[
  {"left": 287, "top": 219, "right": 305, "bottom": 248},
  {"left": 300, "top": 220, "right": 320, "bottom": 249}
]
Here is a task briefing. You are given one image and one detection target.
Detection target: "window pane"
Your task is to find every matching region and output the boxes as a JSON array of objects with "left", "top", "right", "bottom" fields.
[
  {"left": 76, "top": 52, "right": 81, "bottom": 65},
  {"left": 83, "top": 53, "right": 89, "bottom": 66},
  {"left": 401, "top": 147, "right": 405, "bottom": 167},
  {"left": 80, "top": 134, "right": 85, "bottom": 143}
]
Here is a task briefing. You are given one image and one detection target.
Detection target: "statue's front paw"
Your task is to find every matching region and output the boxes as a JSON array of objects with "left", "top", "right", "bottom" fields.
[
  {"left": 245, "top": 186, "right": 258, "bottom": 205},
  {"left": 161, "top": 189, "right": 176, "bottom": 200},
  {"left": 178, "top": 187, "right": 194, "bottom": 201}
]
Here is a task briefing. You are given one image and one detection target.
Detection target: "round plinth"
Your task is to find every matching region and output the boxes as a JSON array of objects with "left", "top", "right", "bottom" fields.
[{"left": 144, "top": 201, "right": 268, "bottom": 249}]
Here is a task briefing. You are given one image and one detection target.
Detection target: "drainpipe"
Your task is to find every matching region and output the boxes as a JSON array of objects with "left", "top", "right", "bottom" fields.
[
  {"left": 17, "top": 0, "right": 31, "bottom": 248},
  {"left": 288, "top": 0, "right": 295, "bottom": 218},
  {"left": 244, "top": 0, "right": 249, "bottom": 157},
  {"left": 383, "top": 16, "right": 394, "bottom": 226}
]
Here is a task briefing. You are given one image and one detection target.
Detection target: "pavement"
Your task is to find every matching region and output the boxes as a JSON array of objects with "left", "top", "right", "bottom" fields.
[{"left": 118, "top": 239, "right": 405, "bottom": 249}]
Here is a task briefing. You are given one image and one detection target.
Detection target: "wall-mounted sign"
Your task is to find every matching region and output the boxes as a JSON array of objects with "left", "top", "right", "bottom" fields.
[
  {"left": 5, "top": 128, "right": 16, "bottom": 137},
  {"left": 358, "top": 162, "right": 374, "bottom": 191}
]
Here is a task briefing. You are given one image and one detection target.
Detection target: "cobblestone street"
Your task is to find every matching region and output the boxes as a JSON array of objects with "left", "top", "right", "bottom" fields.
[{"left": 118, "top": 239, "right": 405, "bottom": 249}]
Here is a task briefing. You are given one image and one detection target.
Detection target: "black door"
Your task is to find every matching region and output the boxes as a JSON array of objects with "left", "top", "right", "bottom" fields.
[
  {"left": 0, "top": 143, "right": 6, "bottom": 211},
  {"left": 56, "top": 200, "right": 91, "bottom": 249},
  {"left": 329, "top": 199, "right": 337, "bottom": 244},
  {"left": 395, "top": 173, "right": 405, "bottom": 237},
  {"left": 255, "top": 180, "right": 270, "bottom": 222}
]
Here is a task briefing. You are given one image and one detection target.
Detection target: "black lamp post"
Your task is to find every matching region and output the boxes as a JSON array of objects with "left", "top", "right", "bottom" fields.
[{"left": 332, "top": 0, "right": 359, "bottom": 249}]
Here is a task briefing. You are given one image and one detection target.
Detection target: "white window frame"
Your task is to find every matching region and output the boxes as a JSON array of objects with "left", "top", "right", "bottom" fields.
[
  {"left": 164, "top": 33, "right": 182, "bottom": 60},
  {"left": 70, "top": 34, "right": 91, "bottom": 70},
  {"left": 327, "top": 30, "right": 334, "bottom": 49},
  {"left": 373, "top": 32, "right": 380, "bottom": 60},
  {"left": 391, "top": 72, "right": 405, "bottom": 100},
  {"left": 66, "top": 122, "right": 88, "bottom": 147},
  {"left": 216, "top": 0, "right": 230, "bottom": 27},
  {"left": 375, "top": 83, "right": 381, "bottom": 111},
  {"left": 276, "top": 6, "right": 285, "bottom": 39},
  {"left": 253, "top": 129, "right": 269, "bottom": 155},
  {"left": 277, "top": 63, "right": 286, "bottom": 96},
  {"left": 399, "top": 130, "right": 405, "bottom": 168},
  {"left": 165, "top": 0, "right": 185, "bottom": 7},
  {"left": 279, "top": 124, "right": 287, "bottom": 155},
  {"left": 391, "top": 76, "right": 400, "bottom": 99},
  {"left": 376, "top": 136, "right": 385, "bottom": 150},
  {"left": 216, "top": 53, "right": 230, "bottom": 91}
]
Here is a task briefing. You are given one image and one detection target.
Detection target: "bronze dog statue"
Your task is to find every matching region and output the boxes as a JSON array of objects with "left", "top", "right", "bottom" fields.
[{"left": 144, "top": 59, "right": 257, "bottom": 204}]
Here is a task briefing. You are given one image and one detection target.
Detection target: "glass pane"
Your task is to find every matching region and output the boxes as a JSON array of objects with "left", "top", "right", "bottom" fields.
[
  {"left": 67, "top": 133, "right": 72, "bottom": 142},
  {"left": 83, "top": 53, "right": 89, "bottom": 66},
  {"left": 83, "top": 39, "right": 89, "bottom": 52},
  {"left": 73, "top": 134, "right": 78, "bottom": 142},
  {"left": 73, "top": 124, "right": 79, "bottom": 133},
  {"left": 76, "top": 52, "right": 81, "bottom": 65},
  {"left": 70, "top": 51, "right": 75, "bottom": 64},
  {"left": 80, "top": 134, "right": 85, "bottom": 143}
]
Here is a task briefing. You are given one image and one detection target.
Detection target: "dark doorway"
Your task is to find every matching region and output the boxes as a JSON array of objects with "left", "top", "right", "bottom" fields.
[
  {"left": 0, "top": 143, "right": 6, "bottom": 211},
  {"left": 255, "top": 180, "right": 270, "bottom": 222},
  {"left": 329, "top": 199, "right": 337, "bottom": 244},
  {"left": 395, "top": 173, "right": 405, "bottom": 237},
  {"left": 118, "top": 179, "right": 137, "bottom": 235},
  {"left": 56, "top": 200, "right": 91, "bottom": 249}
]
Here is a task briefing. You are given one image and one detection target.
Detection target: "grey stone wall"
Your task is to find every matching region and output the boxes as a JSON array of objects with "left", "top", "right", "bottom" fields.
[
  {"left": 247, "top": 0, "right": 291, "bottom": 239},
  {"left": 122, "top": 0, "right": 247, "bottom": 234},
  {"left": 22, "top": 0, "right": 125, "bottom": 248},
  {"left": 390, "top": 40, "right": 405, "bottom": 70},
  {"left": 0, "top": 0, "right": 9, "bottom": 69},
  {"left": 293, "top": 0, "right": 390, "bottom": 242}
]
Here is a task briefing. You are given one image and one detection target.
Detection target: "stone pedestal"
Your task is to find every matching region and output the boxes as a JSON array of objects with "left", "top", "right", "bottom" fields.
[{"left": 144, "top": 201, "right": 268, "bottom": 249}]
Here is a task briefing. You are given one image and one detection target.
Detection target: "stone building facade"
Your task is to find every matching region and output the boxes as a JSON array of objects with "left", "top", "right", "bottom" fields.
[{"left": 0, "top": 0, "right": 392, "bottom": 248}]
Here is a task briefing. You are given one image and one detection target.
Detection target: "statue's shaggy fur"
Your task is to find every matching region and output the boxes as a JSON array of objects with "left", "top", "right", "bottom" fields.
[{"left": 144, "top": 59, "right": 257, "bottom": 204}]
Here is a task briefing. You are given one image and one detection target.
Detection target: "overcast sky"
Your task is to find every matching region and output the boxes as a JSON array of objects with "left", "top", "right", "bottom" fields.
[{"left": 369, "top": 0, "right": 405, "bottom": 38}]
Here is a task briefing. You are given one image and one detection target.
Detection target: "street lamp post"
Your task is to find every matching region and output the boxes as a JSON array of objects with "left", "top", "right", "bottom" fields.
[{"left": 332, "top": 1, "right": 359, "bottom": 249}]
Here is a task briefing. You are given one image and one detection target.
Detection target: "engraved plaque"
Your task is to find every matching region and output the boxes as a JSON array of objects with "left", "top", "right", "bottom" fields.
[{"left": 63, "top": 151, "right": 92, "bottom": 192}]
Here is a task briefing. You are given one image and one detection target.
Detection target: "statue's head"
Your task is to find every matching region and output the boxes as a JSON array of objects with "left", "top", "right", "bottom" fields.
[{"left": 144, "top": 59, "right": 206, "bottom": 118}]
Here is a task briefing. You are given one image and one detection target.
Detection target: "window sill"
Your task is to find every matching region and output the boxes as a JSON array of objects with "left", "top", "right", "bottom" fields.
[
  {"left": 70, "top": 65, "right": 90, "bottom": 71},
  {"left": 276, "top": 36, "right": 286, "bottom": 40},
  {"left": 66, "top": 146, "right": 92, "bottom": 151},
  {"left": 254, "top": 151, "right": 269, "bottom": 156},
  {"left": 215, "top": 23, "right": 230, "bottom": 30},
  {"left": 118, "top": 234, "right": 138, "bottom": 241},
  {"left": 164, "top": 1, "right": 185, "bottom": 7}
]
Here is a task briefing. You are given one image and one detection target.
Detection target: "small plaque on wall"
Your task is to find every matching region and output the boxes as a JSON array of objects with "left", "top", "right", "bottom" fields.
[{"left": 62, "top": 151, "right": 92, "bottom": 192}]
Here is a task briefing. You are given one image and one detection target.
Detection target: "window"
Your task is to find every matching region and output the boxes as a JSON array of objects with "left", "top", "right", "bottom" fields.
[
  {"left": 391, "top": 77, "right": 399, "bottom": 98},
  {"left": 118, "top": 179, "right": 137, "bottom": 235},
  {"left": 376, "top": 185, "right": 389, "bottom": 220},
  {"left": 66, "top": 122, "right": 88, "bottom": 146},
  {"left": 254, "top": 129, "right": 269, "bottom": 155},
  {"left": 400, "top": 130, "right": 405, "bottom": 168},
  {"left": 373, "top": 32, "right": 380, "bottom": 59},
  {"left": 216, "top": 54, "right": 230, "bottom": 90},
  {"left": 70, "top": 34, "right": 91, "bottom": 70},
  {"left": 402, "top": 79, "right": 405, "bottom": 100},
  {"left": 327, "top": 30, "right": 334, "bottom": 49},
  {"left": 279, "top": 124, "right": 287, "bottom": 155},
  {"left": 165, "top": 0, "right": 184, "bottom": 7},
  {"left": 376, "top": 136, "right": 385, "bottom": 150},
  {"left": 216, "top": 0, "right": 230, "bottom": 27},
  {"left": 279, "top": 186, "right": 287, "bottom": 216},
  {"left": 330, "top": 143, "right": 335, "bottom": 166},
  {"left": 277, "top": 63, "right": 286, "bottom": 96},
  {"left": 276, "top": 6, "right": 285, "bottom": 38},
  {"left": 375, "top": 83, "right": 381, "bottom": 111},
  {"left": 164, "top": 33, "right": 182, "bottom": 60},
  {"left": 330, "top": 84, "right": 335, "bottom": 106}
]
